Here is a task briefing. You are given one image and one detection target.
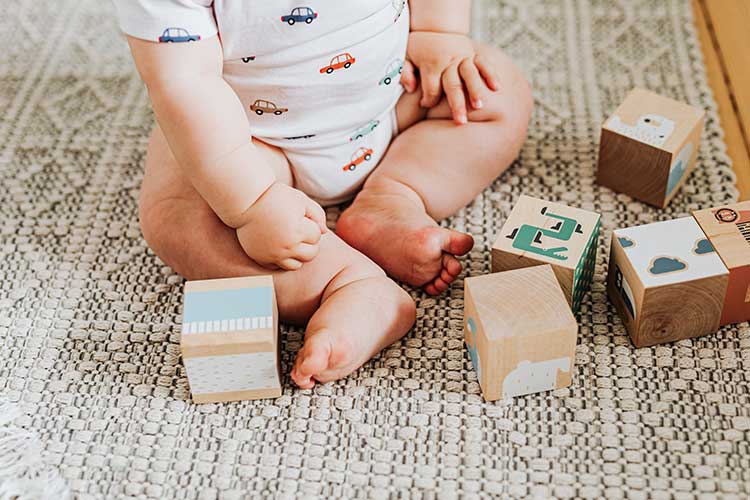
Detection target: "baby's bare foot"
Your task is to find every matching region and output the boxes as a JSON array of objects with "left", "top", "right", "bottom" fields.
[
  {"left": 337, "top": 191, "right": 473, "bottom": 295},
  {"left": 291, "top": 276, "right": 415, "bottom": 388}
]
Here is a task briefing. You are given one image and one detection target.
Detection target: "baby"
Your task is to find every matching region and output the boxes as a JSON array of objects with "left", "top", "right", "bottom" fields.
[{"left": 115, "top": 0, "right": 532, "bottom": 388}]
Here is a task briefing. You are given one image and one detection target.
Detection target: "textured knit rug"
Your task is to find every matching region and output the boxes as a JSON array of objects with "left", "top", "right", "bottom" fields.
[{"left": 1, "top": 0, "right": 748, "bottom": 498}]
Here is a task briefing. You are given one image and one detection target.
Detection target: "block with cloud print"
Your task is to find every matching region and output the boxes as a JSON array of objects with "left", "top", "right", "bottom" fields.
[
  {"left": 491, "top": 195, "right": 600, "bottom": 313},
  {"left": 607, "top": 217, "right": 729, "bottom": 347},
  {"left": 464, "top": 265, "right": 578, "bottom": 401},
  {"left": 597, "top": 88, "right": 705, "bottom": 208},
  {"left": 181, "top": 276, "right": 281, "bottom": 403}
]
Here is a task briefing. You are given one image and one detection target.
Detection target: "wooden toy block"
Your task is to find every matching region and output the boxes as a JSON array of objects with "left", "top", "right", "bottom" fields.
[
  {"left": 464, "top": 265, "right": 578, "bottom": 401},
  {"left": 181, "top": 276, "right": 281, "bottom": 403},
  {"left": 607, "top": 217, "right": 729, "bottom": 348},
  {"left": 491, "top": 195, "right": 601, "bottom": 312},
  {"left": 693, "top": 201, "right": 750, "bottom": 326},
  {"left": 597, "top": 87, "right": 705, "bottom": 208}
]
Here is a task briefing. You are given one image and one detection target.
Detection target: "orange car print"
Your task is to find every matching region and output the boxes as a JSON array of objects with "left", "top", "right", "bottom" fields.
[
  {"left": 343, "top": 147, "right": 373, "bottom": 172},
  {"left": 320, "top": 53, "right": 356, "bottom": 74},
  {"left": 250, "top": 99, "right": 288, "bottom": 116}
]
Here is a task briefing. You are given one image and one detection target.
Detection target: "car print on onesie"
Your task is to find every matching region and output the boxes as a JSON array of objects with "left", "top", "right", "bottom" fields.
[
  {"left": 320, "top": 53, "right": 356, "bottom": 74},
  {"left": 158, "top": 28, "right": 200, "bottom": 43},
  {"left": 250, "top": 100, "right": 288, "bottom": 116},
  {"left": 349, "top": 120, "right": 379, "bottom": 141},
  {"left": 281, "top": 7, "right": 318, "bottom": 25},
  {"left": 380, "top": 60, "right": 403, "bottom": 86},
  {"left": 343, "top": 147, "right": 373, "bottom": 172}
]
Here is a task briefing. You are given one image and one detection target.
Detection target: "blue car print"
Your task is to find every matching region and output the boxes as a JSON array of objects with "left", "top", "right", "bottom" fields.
[
  {"left": 158, "top": 27, "right": 201, "bottom": 43},
  {"left": 379, "top": 60, "right": 403, "bottom": 86},
  {"left": 349, "top": 120, "right": 380, "bottom": 141},
  {"left": 281, "top": 7, "right": 318, "bottom": 25}
]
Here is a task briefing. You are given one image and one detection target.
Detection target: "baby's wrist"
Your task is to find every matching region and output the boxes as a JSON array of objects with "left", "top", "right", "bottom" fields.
[
  {"left": 410, "top": 28, "right": 470, "bottom": 37},
  {"left": 223, "top": 179, "right": 276, "bottom": 229}
]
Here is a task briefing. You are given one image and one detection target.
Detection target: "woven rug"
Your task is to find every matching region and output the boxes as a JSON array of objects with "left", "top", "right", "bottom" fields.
[{"left": 1, "top": 0, "right": 748, "bottom": 498}]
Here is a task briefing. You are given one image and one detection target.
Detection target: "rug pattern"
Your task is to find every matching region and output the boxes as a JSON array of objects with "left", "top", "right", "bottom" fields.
[{"left": 0, "top": 0, "right": 748, "bottom": 498}]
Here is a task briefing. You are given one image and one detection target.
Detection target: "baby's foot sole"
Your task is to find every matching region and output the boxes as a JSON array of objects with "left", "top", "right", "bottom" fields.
[{"left": 337, "top": 205, "right": 473, "bottom": 292}]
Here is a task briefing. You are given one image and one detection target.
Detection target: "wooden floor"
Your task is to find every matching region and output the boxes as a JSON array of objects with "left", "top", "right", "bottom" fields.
[{"left": 693, "top": 0, "right": 750, "bottom": 201}]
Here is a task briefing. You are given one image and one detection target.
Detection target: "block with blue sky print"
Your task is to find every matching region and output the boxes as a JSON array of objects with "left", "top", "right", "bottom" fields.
[
  {"left": 181, "top": 276, "right": 281, "bottom": 403},
  {"left": 607, "top": 217, "right": 729, "bottom": 347}
]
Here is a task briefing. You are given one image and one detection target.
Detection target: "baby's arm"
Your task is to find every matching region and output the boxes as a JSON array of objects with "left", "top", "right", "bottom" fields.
[
  {"left": 127, "top": 36, "right": 326, "bottom": 270},
  {"left": 404, "top": 0, "right": 500, "bottom": 123},
  {"left": 410, "top": 0, "right": 471, "bottom": 34}
]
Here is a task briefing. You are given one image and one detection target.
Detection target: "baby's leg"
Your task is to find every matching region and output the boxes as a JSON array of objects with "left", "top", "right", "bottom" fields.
[
  {"left": 140, "top": 126, "right": 415, "bottom": 386},
  {"left": 338, "top": 43, "right": 533, "bottom": 295}
]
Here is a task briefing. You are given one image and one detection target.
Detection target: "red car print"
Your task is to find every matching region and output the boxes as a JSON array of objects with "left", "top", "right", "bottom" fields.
[
  {"left": 343, "top": 147, "right": 373, "bottom": 172},
  {"left": 320, "top": 53, "right": 356, "bottom": 74}
]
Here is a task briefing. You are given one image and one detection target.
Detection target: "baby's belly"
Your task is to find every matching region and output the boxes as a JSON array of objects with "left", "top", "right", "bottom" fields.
[{"left": 217, "top": 0, "right": 409, "bottom": 139}]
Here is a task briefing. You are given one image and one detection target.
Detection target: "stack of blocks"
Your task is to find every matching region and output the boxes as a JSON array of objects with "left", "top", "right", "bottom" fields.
[
  {"left": 181, "top": 276, "right": 281, "bottom": 403},
  {"left": 608, "top": 201, "right": 750, "bottom": 347},
  {"left": 465, "top": 195, "right": 601, "bottom": 401},
  {"left": 597, "top": 87, "right": 705, "bottom": 208}
]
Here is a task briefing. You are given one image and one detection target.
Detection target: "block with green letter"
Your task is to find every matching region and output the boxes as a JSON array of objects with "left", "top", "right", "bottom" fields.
[{"left": 491, "top": 195, "right": 601, "bottom": 312}]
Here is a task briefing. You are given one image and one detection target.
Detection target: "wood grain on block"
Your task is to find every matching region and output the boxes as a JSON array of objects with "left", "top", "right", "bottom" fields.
[
  {"left": 491, "top": 194, "right": 600, "bottom": 311},
  {"left": 693, "top": 201, "right": 750, "bottom": 325},
  {"left": 609, "top": 217, "right": 729, "bottom": 347},
  {"left": 597, "top": 87, "right": 705, "bottom": 208},
  {"left": 464, "top": 265, "right": 578, "bottom": 401},
  {"left": 181, "top": 275, "right": 281, "bottom": 403}
]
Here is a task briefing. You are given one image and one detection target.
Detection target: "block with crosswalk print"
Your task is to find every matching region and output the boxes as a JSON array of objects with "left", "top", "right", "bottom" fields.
[{"left": 181, "top": 275, "right": 281, "bottom": 403}]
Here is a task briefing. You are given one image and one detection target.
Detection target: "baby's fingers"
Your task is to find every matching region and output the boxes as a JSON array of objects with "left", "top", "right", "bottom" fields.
[
  {"left": 459, "top": 57, "right": 485, "bottom": 110},
  {"left": 474, "top": 54, "right": 501, "bottom": 92},
  {"left": 304, "top": 197, "right": 327, "bottom": 233},
  {"left": 300, "top": 218, "right": 323, "bottom": 245},
  {"left": 420, "top": 67, "right": 443, "bottom": 109},
  {"left": 291, "top": 242, "right": 320, "bottom": 263},
  {"left": 400, "top": 59, "right": 417, "bottom": 93},
  {"left": 442, "top": 61, "right": 467, "bottom": 124},
  {"left": 278, "top": 258, "right": 303, "bottom": 271}
]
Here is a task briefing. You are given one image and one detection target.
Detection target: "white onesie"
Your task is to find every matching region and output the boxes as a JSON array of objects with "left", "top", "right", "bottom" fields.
[{"left": 114, "top": 0, "right": 410, "bottom": 205}]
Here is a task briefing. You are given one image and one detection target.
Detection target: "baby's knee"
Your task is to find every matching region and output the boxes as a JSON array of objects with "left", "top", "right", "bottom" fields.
[{"left": 474, "top": 44, "right": 533, "bottom": 133}]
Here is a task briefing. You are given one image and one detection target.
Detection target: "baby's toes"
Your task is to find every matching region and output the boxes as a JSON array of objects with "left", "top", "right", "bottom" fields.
[
  {"left": 442, "top": 254, "right": 463, "bottom": 280},
  {"left": 424, "top": 254, "right": 462, "bottom": 296},
  {"left": 291, "top": 330, "right": 334, "bottom": 389}
]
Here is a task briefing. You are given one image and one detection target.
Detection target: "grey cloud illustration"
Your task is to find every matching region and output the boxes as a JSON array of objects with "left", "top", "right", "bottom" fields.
[
  {"left": 649, "top": 256, "right": 687, "bottom": 275},
  {"left": 693, "top": 238, "right": 716, "bottom": 255}
]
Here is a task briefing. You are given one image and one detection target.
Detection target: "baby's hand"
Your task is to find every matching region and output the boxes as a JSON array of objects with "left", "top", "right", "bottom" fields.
[
  {"left": 402, "top": 32, "right": 501, "bottom": 124},
  {"left": 236, "top": 183, "right": 327, "bottom": 271}
]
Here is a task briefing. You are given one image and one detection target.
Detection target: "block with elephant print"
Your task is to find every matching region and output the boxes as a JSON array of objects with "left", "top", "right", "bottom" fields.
[{"left": 464, "top": 265, "right": 578, "bottom": 401}]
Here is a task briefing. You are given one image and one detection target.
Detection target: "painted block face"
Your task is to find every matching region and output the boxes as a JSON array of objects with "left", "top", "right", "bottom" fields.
[
  {"left": 597, "top": 87, "right": 705, "bottom": 208},
  {"left": 181, "top": 276, "right": 281, "bottom": 403},
  {"left": 464, "top": 265, "right": 578, "bottom": 401},
  {"left": 491, "top": 195, "right": 601, "bottom": 312},
  {"left": 608, "top": 217, "right": 729, "bottom": 347},
  {"left": 693, "top": 201, "right": 750, "bottom": 325}
]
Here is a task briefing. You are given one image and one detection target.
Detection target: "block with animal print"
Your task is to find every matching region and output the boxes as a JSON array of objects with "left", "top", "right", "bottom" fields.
[
  {"left": 491, "top": 195, "right": 601, "bottom": 312},
  {"left": 597, "top": 87, "right": 705, "bottom": 208},
  {"left": 464, "top": 265, "right": 578, "bottom": 401},
  {"left": 607, "top": 217, "right": 729, "bottom": 347},
  {"left": 693, "top": 201, "right": 750, "bottom": 326},
  {"left": 181, "top": 276, "right": 281, "bottom": 403}
]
